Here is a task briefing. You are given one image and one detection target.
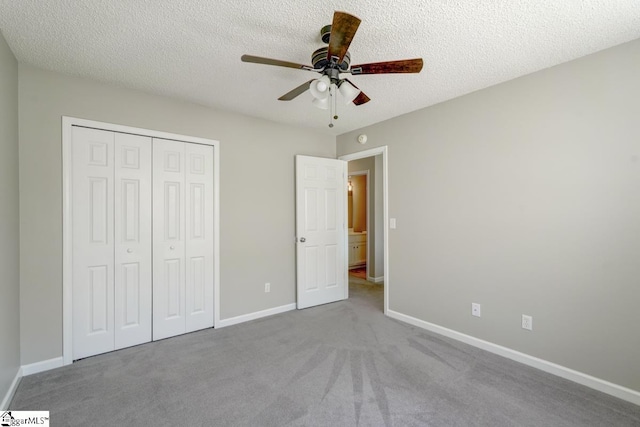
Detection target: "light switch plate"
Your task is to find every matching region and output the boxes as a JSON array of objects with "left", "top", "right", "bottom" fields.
[{"left": 390, "top": 218, "right": 397, "bottom": 229}]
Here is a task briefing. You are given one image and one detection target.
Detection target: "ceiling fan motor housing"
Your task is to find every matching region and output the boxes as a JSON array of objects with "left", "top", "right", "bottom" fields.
[
  {"left": 312, "top": 47, "right": 350, "bottom": 71},
  {"left": 321, "top": 25, "right": 332, "bottom": 43}
]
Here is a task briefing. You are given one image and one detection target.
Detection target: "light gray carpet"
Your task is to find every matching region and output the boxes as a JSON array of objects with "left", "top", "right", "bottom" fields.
[{"left": 11, "top": 278, "right": 640, "bottom": 426}]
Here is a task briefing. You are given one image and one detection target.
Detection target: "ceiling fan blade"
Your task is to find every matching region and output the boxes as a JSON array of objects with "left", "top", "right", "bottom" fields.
[
  {"left": 353, "top": 91, "right": 371, "bottom": 106},
  {"left": 350, "top": 58, "right": 423, "bottom": 75},
  {"left": 344, "top": 79, "right": 371, "bottom": 105},
  {"left": 278, "top": 80, "right": 314, "bottom": 101},
  {"left": 327, "top": 11, "right": 361, "bottom": 64},
  {"left": 241, "top": 54, "right": 314, "bottom": 71}
]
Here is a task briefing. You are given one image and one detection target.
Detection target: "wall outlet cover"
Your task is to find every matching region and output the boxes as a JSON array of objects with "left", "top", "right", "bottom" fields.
[
  {"left": 471, "top": 303, "right": 481, "bottom": 317},
  {"left": 522, "top": 314, "right": 533, "bottom": 331}
]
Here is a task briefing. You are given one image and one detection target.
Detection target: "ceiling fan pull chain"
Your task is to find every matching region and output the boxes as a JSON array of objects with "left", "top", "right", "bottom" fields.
[
  {"left": 334, "top": 85, "right": 339, "bottom": 121},
  {"left": 328, "top": 85, "right": 334, "bottom": 128}
]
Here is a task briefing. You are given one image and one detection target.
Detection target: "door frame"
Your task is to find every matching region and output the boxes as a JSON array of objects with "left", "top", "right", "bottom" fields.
[
  {"left": 339, "top": 146, "right": 389, "bottom": 315},
  {"left": 62, "top": 116, "right": 221, "bottom": 365}
]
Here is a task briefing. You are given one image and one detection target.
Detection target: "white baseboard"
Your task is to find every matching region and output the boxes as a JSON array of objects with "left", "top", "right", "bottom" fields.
[
  {"left": 387, "top": 309, "right": 640, "bottom": 406},
  {"left": 1, "top": 368, "right": 22, "bottom": 410},
  {"left": 368, "top": 276, "right": 384, "bottom": 284},
  {"left": 21, "top": 357, "right": 64, "bottom": 376},
  {"left": 217, "top": 303, "right": 296, "bottom": 328}
]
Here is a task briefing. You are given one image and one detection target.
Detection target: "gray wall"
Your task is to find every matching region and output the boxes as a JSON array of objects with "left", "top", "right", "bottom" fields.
[
  {"left": 338, "top": 39, "right": 640, "bottom": 392},
  {"left": 18, "top": 65, "right": 335, "bottom": 365},
  {"left": 0, "top": 31, "right": 20, "bottom": 405}
]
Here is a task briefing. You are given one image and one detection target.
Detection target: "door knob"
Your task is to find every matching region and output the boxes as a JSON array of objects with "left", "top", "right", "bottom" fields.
[
  {"left": 127, "top": 248, "right": 133, "bottom": 253},
  {"left": 170, "top": 245, "right": 175, "bottom": 250},
  {"left": 299, "top": 237, "right": 306, "bottom": 243}
]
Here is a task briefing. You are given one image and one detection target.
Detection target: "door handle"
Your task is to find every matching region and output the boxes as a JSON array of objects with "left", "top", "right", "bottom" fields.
[
  {"left": 299, "top": 237, "right": 306, "bottom": 243},
  {"left": 170, "top": 245, "right": 175, "bottom": 250},
  {"left": 127, "top": 248, "right": 133, "bottom": 253}
]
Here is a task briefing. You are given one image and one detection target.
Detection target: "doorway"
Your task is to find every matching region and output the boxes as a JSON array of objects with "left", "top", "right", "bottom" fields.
[
  {"left": 347, "top": 170, "right": 369, "bottom": 279},
  {"left": 339, "top": 147, "right": 389, "bottom": 314}
]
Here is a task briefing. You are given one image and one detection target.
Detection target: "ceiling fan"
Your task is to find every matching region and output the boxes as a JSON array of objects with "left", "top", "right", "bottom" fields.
[{"left": 241, "top": 11, "right": 423, "bottom": 127}]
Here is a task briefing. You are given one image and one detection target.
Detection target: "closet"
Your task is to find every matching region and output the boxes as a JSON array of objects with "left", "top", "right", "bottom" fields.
[{"left": 71, "top": 126, "right": 214, "bottom": 360}]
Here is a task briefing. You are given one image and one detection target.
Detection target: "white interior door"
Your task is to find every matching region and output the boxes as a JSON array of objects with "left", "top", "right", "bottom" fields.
[
  {"left": 114, "top": 133, "right": 152, "bottom": 349},
  {"left": 185, "top": 143, "right": 214, "bottom": 332},
  {"left": 153, "top": 138, "right": 187, "bottom": 340},
  {"left": 295, "top": 155, "right": 348, "bottom": 309},
  {"left": 72, "top": 127, "right": 154, "bottom": 359},
  {"left": 153, "top": 138, "right": 214, "bottom": 340},
  {"left": 72, "top": 127, "right": 116, "bottom": 359}
]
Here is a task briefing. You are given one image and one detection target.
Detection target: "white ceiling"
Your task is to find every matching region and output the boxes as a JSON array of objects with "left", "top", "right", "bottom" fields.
[{"left": 1, "top": 1, "right": 639, "bottom": 135}]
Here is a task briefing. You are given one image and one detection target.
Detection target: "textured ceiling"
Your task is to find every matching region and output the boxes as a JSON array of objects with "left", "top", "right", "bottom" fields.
[{"left": 1, "top": 1, "right": 639, "bottom": 135}]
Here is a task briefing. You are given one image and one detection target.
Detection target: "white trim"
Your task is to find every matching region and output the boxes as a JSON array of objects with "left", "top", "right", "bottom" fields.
[
  {"left": 387, "top": 309, "right": 640, "bottom": 406},
  {"left": 368, "top": 276, "right": 384, "bottom": 284},
  {"left": 342, "top": 162, "right": 349, "bottom": 302},
  {"left": 212, "top": 141, "right": 221, "bottom": 329},
  {"left": 1, "top": 368, "right": 22, "bottom": 410},
  {"left": 217, "top": 303, "right": 296, "bottom": 328},
  {"left": 339, "top": 146, "right": 389, "bottom": 315},
  {"left": 21, "top": 357, "right": 64, "bottom": 376},
  {"left": 62, "top": 116, "right": 221, "bottom": 365},
  {"left": 62, "top": 117, "right": 73, "bottom": 365}
]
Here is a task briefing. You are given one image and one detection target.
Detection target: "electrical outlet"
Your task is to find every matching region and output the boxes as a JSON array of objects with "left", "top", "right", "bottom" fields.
[
  {"left": 265, "top": 282, "right": 271, "bottom": 293},
  {"left": 471, "top": 303, "right": 481, "bottom": 317},
  {"left": 522, "top": 314, "right": 533, "bottom": 331}
]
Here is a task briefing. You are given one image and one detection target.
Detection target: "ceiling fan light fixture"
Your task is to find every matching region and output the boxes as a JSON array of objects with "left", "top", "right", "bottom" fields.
[
  {"left": 242, "top": 11, "right": 423, "bottom": 114},
  {"left": 312, "top": 96, "right": 330, "bottom": 110},
  {"left": 338, "top": 80, "right": 360, "bottom": 104},
  {"left": 310, "top": 75, "right": 331, "bottom": 99}
]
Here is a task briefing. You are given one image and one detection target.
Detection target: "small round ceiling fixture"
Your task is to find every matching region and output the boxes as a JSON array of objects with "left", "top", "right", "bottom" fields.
[{"left": 358, "top": 134, "right": 368, "bottom": 144}]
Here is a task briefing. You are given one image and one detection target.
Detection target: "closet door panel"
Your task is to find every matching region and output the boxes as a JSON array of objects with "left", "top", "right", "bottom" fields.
[
  {"left": 114, "top": 133, "right": 152, "bottom": 349},
  {"left": 185, "top": 143, "right": 214, "bottom": 332},
  {"left": 153, "top": 138, "right": 187, "bottom": 340},
  {"left": 72, "top": 127, "right": 116, "bottom": 359}
]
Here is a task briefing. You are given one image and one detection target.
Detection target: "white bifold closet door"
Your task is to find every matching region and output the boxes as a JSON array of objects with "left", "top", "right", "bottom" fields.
[
  {"left": 72, "top": 127, "right": 152, "bottom": 360},
  {"left": 152, "top": 138, "right": 214, "bottom": 340}
]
